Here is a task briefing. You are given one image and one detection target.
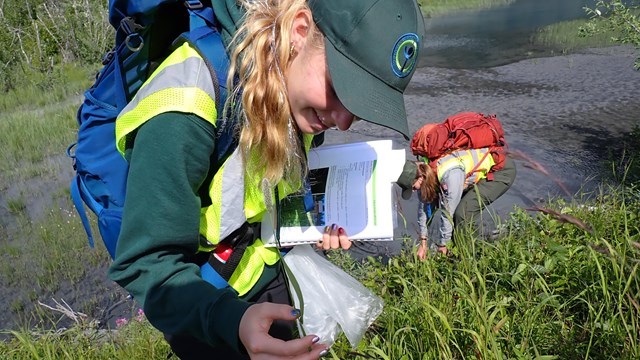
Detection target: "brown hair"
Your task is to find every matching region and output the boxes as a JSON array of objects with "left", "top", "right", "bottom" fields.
[
  {"left": 417, "top": 162, "right": 439, "bottom": 204},
  {"left": 227, "top": 0, "right": 323, "bottom": 187}
]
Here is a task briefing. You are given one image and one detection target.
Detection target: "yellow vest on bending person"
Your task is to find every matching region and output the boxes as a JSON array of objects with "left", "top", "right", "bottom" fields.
[
  {"left": 114, "top": 42, "right": 313, "bottom": 296},
  {"left": 435, "top": 148, "right": 496, "bottom": 189}
]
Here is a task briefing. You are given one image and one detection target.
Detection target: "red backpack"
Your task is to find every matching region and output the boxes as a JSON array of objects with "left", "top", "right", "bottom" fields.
[{"left": 410, "top": 112, "right": 508, "bottom": 173}]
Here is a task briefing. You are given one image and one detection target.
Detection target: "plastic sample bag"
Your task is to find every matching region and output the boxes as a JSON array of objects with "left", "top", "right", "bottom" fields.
[{"left": 282, "top": 245, "right": 384, "bottom": 347}]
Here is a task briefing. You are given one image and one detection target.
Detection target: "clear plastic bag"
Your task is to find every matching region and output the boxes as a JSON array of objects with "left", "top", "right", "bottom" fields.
[{"left": 282, "top": 245, "right": 384, "bottom": 348}]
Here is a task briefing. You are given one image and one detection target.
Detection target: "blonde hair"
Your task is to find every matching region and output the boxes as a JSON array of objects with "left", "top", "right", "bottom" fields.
[
  {"left": 417, "top": 162, "right": 439, "bottom": 204},
  {"left": 227, "top": 0, "right": 323, "bottom": 186}
]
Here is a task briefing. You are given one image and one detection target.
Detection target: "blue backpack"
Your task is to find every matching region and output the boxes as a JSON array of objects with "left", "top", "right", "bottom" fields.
[{"left": 67, "top": 0, "right": 236, "bottom": 259}]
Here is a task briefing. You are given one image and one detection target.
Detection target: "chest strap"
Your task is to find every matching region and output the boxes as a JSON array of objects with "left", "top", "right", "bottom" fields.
[{"left": 201, "top": 222, "right": 260, "bottom": 291}]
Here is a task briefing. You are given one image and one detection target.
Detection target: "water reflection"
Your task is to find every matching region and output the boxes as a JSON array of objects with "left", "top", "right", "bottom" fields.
[{"left": 422, "top": 0, "right": 594, "bottom": 69}]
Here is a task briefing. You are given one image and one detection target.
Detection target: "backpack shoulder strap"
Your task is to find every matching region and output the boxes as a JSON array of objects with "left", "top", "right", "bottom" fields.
[
  {"left": 187, "top": 6, "right": 234, "bottom": 130},
  {"left": 177, "top": 5, "right": 237, "bottom": 162}
]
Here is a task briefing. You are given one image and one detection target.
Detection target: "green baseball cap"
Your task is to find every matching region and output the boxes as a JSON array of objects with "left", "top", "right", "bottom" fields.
[
  {"left": 396, "top": 160, "right": 418, "bottom": 200},
  {"left": 309, "top": 0, "right": 426, "bottom": 140}
]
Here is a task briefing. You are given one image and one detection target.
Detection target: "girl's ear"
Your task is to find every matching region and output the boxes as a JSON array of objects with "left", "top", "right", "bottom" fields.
[{"left": 290, "top": 9, "right": 312, "bottom": 51}]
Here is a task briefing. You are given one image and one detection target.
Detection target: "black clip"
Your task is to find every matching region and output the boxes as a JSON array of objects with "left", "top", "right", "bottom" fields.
[
  {"left": 119, "top": 16, "right": 144, "bottom": 36},
  {"left": 184, "top": 0, "right": 203, "bottom": 10},
  {"left": 101, "top": 50, "right": 115, "bottom": 65}
]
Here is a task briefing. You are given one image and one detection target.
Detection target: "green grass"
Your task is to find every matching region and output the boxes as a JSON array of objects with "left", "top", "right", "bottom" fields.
[
  {"left": 0, "top": 63, "right": 116, "bottom": 334},
  {"left": 1, "top": 184, "right": 638, "bottom": 359},
  {"left": 0, "top": 64, "right": 94, "bottom": 182},
  {"left": 0, "top": 190, "right": 113, "bottom": 323},
  {"left": 0, "top": 313, "right": 171, "bottom": 360},
  {"left": 0, "top": 64, "right": 94, "bottom": 111},
  {"left": 532, "top": 18, "right": 618, "bottom": 54},
  {"left": 325, "top": 186, "right": 640, "bottom": 359},
  {"left": 419, "top": 0, "right": 515, "bottom": 17}
]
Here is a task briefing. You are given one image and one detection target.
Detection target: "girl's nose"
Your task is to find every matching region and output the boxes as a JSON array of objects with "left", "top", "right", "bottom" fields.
[{"left": 331, "top": 106, "right": 355, "bottom": 131}]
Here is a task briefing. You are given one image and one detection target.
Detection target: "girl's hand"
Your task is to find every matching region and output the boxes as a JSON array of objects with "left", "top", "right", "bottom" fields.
[
  {"left": 239, "top": 303, "right": 328, "bottom": 359},
  {"left": 416, "top": 239, "right": 428, "bottom": 261},
  {"left": 316, "top": 224, "right": 351, "bottom": 250}
]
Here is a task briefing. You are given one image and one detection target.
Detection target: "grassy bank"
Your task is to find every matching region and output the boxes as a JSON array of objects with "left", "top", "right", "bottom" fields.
[
  {"left": 2, "top": 182, "right": 639, "bottom": 359},
  {"left": 418, "top": 0, "right": 515, "bottom": 17},
  {"left": 0, "top": 64, "right": 121, "bottom": 334},
  {"left": 531, "top": 19, "right": 618, "bottom": 55},
  {"left": 0, "top": 313, "right": 171, "bottom": 359},
  {"left": 330, "top": 188, "right": 640, "bottom": 359}
]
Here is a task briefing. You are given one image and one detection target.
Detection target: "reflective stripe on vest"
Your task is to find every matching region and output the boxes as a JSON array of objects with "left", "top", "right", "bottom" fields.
[
  {"left": 114, "top": 42, "right": 315, "bottom": 296},
  {"left": 436, "top": 148, "right": 495, "bottom": 189},
  {"left": 115, "top": 43, "right": 219, "bottom": 153},
  {"left": 203, "top": 135, "right": 314, "bottom": 296}
]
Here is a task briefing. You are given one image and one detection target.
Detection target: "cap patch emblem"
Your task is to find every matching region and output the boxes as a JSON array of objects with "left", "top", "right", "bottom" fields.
[{"left": 391, "top": 33, "right": 419, "bottom": 78}]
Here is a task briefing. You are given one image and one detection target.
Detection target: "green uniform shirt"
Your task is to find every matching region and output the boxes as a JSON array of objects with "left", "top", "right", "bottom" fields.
[{"left": 108, "top": 111, "right": 278, "bottom": 352}]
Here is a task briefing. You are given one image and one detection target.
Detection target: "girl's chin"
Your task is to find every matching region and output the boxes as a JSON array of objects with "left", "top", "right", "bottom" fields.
[
  {"left": 308, "top": 128, "right": 326, "bottom": 135},
  {"left": 298, "top": 123, "right": 327, "bottom": 135},
  {"left": 292, "top": 115, "right": 328, "bottom": 134}
]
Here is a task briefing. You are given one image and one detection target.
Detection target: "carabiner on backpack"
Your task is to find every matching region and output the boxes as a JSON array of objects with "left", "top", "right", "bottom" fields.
[{"left": 120, "top": 17, "right": 145, "bottom": 52}]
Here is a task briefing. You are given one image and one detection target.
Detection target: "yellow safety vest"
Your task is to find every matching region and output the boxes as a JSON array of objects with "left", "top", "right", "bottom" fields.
[
  {"left": 115, "top": 42, "right": 313, "bottom": 296},
  {"left": 435, "top": 148, "right": 495, "bottom": 189}
]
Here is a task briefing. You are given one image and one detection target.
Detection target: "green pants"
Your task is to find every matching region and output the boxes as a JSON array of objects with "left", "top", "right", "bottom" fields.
[{"left": 453, "top": 156, "right": 517, "bottom": 228}]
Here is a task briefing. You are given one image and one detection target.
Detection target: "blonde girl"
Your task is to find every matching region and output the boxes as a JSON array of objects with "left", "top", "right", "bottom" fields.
[{"left": 110, "top": 0, "right": 425, "bottom": 359}]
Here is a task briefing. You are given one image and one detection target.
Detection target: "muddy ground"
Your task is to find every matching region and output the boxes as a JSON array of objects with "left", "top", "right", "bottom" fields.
[{"left": 1, "top": 46, "right": 639, "bottom": 335}]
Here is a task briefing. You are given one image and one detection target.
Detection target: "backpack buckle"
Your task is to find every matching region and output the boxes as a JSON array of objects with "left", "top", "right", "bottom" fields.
[
  {"left": 120, "top": 17, "right": 144, "bottom": 36},
  {"left": 184, "top": 0, "right": 203, "bottom": 10},
  {"left": 119, "top": 17, "right": 146, "bottom": 52},
  {"left": 101, "top": 50, "right": 115, "bottom": 65}
]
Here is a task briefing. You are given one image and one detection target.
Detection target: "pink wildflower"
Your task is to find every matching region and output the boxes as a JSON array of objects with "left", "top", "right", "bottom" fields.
[{"left": 136, "top": 308, "right": 145, "bottom": 321}]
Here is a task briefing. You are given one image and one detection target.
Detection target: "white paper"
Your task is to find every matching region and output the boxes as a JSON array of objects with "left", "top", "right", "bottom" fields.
[{"left": 262, "top": 140, "right": 405, "bottom": 246}]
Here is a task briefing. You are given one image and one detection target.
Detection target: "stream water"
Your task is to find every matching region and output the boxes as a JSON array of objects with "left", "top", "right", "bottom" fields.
[{"left": 422, "top": 0, "right": 594, "bottom": 68}]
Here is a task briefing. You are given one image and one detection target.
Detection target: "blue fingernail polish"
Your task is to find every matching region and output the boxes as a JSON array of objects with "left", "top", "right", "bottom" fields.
[
  {"left": 331, "top": 223, "right": 337, "bottom": 231},
  {"left": 291, "top": 309, "right": 301, "bottom": 318},
  {"left": 312, "top": 336, "right": 320, "bottom": 344},
  {"left": 319, "top": 349, "right": 329, "bottom": 357}
]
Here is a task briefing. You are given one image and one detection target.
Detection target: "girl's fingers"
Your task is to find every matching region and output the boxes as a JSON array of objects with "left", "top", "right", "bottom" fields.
[
  {"left": 316, "top": 225, "right": 329, "bottom": 249},
  {"left": 255, "top": 335, "right": 327, "bottom": 358},
  {"left": 317, "top": 224, "right": 351, "bottom": 250},
  {"left": 337, "top": 227, "right": 351, "bottom": 250},
  {"left": 240, "top": 304, "right": 329, "bottom": 358},
  {"left": 322, "top": 224, "right": 336, "bottom": 250},
  {"left": 318, "top": 225, "right": 331, "bottom": 250},
  {"left": 329, "top": 224, "right": 340, "bottom": 249}
]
